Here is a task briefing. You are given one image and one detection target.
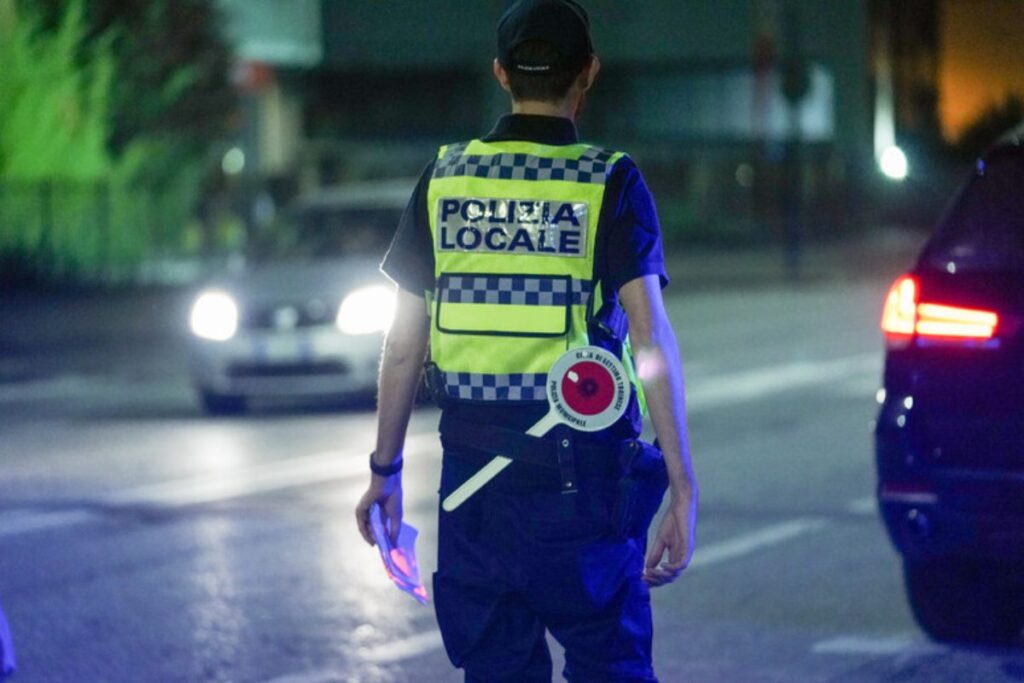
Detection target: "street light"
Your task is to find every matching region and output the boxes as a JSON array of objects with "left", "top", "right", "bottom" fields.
[
  {"left": 222, "top": 147, "right": 246, "bottom": 176},
  {"left": 879, "top": 145, "right": 908, "bottom": 181}
]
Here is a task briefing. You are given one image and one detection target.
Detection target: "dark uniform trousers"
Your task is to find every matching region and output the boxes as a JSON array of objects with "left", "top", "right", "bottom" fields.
[{"left": 434, "top": 447, "right": 658, "bottom": 683}]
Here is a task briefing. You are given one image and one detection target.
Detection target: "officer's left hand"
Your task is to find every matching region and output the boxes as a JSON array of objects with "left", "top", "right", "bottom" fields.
[
  {"left": 642, "top": 490, "right": 696, "bottom": 587},
  {"left": 355, "top": 473, "right": 403, "bottom": 546}
]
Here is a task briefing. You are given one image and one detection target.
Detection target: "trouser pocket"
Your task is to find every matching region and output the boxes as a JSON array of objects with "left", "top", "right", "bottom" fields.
[{"left": 611, "top": 440, "right": 669, "bottom": 540}]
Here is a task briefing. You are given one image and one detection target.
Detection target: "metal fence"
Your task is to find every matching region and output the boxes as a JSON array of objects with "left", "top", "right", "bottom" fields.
[{"left": 0, "top": 179, "right": 196, "bottom": 285}]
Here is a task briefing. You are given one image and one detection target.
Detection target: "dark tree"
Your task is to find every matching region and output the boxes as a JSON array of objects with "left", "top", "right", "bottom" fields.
[
  {"left": 36, "top": 0, "right": 238, "bottom": 159},
  {"left": 954, "top": 96, "right": 1024, "bottom": 161}
]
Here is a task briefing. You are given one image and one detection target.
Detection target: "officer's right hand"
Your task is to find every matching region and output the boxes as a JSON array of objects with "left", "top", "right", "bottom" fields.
[
  {"left": 355, "top": 473, "right": 404, "bottom": 546},
  {"left": 642, "top": 488, "right": 697, "bottom": 587}
]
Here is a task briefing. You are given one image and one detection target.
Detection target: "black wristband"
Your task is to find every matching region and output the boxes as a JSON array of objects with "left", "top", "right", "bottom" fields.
[{"left": 369, "top": 451, "right": 403, "bottom": 477}]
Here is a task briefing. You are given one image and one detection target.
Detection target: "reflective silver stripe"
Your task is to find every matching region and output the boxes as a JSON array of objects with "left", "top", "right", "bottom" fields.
[
  {"left": 442, "top": 372, "right": 547, "bottom": 401},
  {"left": 438, "top": 275, "right": 591, "bottom": 307},
  {"left": 434, "top": 145, "right": 616, "bottom": 185}
]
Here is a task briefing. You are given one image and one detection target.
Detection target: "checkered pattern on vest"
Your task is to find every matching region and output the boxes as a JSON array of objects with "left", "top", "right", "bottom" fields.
[
  {"left": 434, "top": 143, "right": 615, "bottom": 184},
  {"left": 437, "top": 274, "right": 592, "bottom": 307},
  {"left": 442, "top": 371, "right": 548, "bottom": 401}
]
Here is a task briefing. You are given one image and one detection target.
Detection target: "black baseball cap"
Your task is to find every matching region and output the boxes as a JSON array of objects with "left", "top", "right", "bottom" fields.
[{"left": 497, "top": 0, "right": 593, "bottom": 73}]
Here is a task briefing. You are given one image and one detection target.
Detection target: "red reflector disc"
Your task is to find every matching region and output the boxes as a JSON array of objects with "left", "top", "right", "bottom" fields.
[{"left": 560, "top": 361, "right": 615, "bottom": 416}]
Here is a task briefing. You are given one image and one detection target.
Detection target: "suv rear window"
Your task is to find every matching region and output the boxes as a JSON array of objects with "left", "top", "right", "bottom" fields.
[{"left": 924, "top": 153, "right": 1024, "bottom": 271}]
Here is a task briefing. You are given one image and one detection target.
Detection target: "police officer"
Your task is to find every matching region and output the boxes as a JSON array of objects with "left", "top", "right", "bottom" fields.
[{"left": 355, "top": 1, "right": 698, "bottom": 680}]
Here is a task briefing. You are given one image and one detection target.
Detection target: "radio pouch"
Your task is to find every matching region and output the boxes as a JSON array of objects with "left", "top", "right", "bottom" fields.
[{"left": 422, "top": 361, "right": 450, "bottom": 408}]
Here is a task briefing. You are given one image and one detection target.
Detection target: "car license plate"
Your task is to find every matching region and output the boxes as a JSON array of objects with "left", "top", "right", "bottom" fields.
[{"left": 256, "top": 334, "right": 304, "bottom": 363}]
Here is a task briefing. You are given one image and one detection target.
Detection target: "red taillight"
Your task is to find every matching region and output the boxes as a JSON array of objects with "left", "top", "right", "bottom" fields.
[
  {"left": 881, "top": 275, "right": 999, "bottom": 347},
  {"left": 916, "top": 303, "right": 998, "bottom": 339},
  {"left": 881, "top": 276, "right": 918, "bottom": 346}
]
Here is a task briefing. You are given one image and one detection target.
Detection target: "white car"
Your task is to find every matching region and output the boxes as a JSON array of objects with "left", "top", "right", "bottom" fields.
[{"left": 187, "top": 181, "right": 413, "bottom": 414}]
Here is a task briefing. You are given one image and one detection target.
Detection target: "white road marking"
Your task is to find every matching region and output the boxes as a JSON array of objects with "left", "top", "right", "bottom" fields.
[
  {"left": 846, "top": 496, "right": 877, "bottom": 516},
  {"left": 103, "top": 450, "right": 375, "bottom": 508},
  {"left": 357, "top": 630, "right": 445, "bottom": 663},
  {"left": 0, "top": 353, "right": 879, "bottom": 539},
  {"left": 0, "top": 509, "right": 100, "bottom": 539},
  {"left": 812, "top": 634, "right": 945, "bottom": 657},
  {"left": 686, "top": 354, "right": 880, "bottom": 413},
  {"left": 687, "top": 518, "right": 828, "bottom": 570},
  {"left": 102, "top": 432, "right": 442, "bottom": 508},
  {"left": 0, "top": 433, "right": 441, "bottom": 538},
  {"left": 262, "top": 671, "right": 342, "bottom": 683},
  {"left": 261, "top": 630, "right": 447, "bottom": 681},
  {"left": 834, "top": 372, "right": 882, "bottom": 398}
]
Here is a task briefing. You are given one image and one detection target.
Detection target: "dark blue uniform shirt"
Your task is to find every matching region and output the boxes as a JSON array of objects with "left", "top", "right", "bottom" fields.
[{"left": 381, "top": 114, "right": 667, "bottom": 440}]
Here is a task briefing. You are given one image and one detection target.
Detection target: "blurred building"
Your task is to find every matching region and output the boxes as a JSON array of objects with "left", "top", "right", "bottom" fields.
[
  {"left": 315, "top": 1, "right": 872, "bottom": 172},
  {"left": 220, "top": 1, "right": 880, "bottom": 241},
  {"left": 869, "top": 0, "right": 941, "bottom": 154},
  {"left": 219, "top": 0, "right": 321, "bottom": 180},
  {"left": 867, "top": 0, "right": 1024, "bottom": 226}
]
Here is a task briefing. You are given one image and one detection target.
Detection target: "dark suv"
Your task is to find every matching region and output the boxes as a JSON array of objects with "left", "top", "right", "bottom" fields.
[{"left": 876, "top": 125, "right": 1024, "bottom": 645}]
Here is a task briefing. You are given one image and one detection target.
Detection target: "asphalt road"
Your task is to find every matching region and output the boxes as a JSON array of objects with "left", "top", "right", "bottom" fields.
[{"left": 3, "top": 271, "right": 1024, "bottom": 682}]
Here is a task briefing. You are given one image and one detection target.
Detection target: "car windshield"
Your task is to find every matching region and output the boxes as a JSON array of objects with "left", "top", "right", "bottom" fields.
[
  {"left": 251, "top": 206, "right": 402, "bottom": 263},
  {"left": 924, "top": 154, "right": 1024, "bottom": 271}
]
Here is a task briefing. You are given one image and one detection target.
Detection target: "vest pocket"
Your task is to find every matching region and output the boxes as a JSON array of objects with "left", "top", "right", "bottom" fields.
[{"left": 434, "top": 272, "right": 574, "bottom": 338}]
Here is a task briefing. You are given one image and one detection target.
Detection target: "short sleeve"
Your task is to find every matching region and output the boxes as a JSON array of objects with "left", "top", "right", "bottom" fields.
[
  {"left": 597, "top": 157, "right": 669, "bottom": 293},
  {"left": 380, "top": 161, "right": 436, "bottom": 295}
]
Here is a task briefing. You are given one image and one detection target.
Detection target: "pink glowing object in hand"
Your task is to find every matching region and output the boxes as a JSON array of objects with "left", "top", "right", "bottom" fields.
[{"left": 370, "top": 504, "right": 429, "bottom": 605}]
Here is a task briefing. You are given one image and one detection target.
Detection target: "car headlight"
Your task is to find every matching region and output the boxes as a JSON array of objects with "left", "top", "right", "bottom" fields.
[
  {"left": 336, "top": 285, "right": 397, "bottom": 335},
  {"left": 190, "top": 290, "right": 239, "bottom": 341}
]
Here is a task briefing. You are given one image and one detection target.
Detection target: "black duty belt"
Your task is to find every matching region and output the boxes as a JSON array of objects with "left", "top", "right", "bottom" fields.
[{"left": 440, "top": 417, "right": 624, "bottom": 493}]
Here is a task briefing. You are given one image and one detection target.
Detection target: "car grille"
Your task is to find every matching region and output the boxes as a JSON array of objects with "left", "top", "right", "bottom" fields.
[
  {"left": 242, "top": 299, "right": 336, "bottom": 331},
  {"left": 227, "top": 360, "right": 351, "bottom": 379}
]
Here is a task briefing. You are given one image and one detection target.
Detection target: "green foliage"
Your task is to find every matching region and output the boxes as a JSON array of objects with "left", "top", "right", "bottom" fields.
[
  {"left": 0, "top": 0, "right": 114, "bottom": 283},
  {"left": 34, "top": 0, "right": 237, "bottom": 157},
  {"left": 0, "top": 0, "right": 235, "bottom": 285},
  {"left": 0, "top": 0, "right": 114, "bottom": 180}
]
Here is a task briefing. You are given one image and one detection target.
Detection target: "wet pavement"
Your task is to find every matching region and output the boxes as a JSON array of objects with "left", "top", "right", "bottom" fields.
[{"left": 6, "top": 236, "right": 1024, "bottom": 682}]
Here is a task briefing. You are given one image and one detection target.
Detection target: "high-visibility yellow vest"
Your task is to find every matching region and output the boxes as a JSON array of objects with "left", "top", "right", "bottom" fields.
[{"left": 426, "top": 138, "right": 645, "bottom": 410}]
